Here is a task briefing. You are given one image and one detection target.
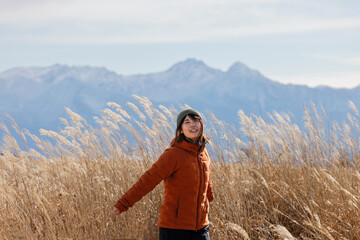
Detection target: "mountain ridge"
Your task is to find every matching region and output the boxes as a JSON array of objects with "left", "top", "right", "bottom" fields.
[{"left": 1, "top": 58, "right": 359, "bottom": 137}]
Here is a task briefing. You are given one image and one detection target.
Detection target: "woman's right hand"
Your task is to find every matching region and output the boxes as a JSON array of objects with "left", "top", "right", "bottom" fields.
[{"left": 111, "top": 207, "right": 121, "bottom": 219}]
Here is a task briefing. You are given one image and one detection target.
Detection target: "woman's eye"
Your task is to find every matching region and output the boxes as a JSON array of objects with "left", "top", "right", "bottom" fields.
[{"left": 183, "top": 119, "right": 200, "bottom": 124}]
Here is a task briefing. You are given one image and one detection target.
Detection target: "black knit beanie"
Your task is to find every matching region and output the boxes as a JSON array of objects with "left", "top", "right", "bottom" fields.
[{"left": 176, "top": 109, "right": 201, "bottom": 129}]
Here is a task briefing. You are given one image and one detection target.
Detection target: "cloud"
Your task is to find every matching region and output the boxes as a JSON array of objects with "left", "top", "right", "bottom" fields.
[
  {"left": 2, "top": 17, "right": 360, "bottom": 44},
  {"left": 270, "top": 71, "right": 360, "bottom": 88},
  {"left": 308, "top": 54, "right": 360, "bottom": 66},
  {"left": 0, "top": 0, "right": 286, "bottom": 26},
  {"left": 1, "top": 0, "right": 360, "bottom": 44}
]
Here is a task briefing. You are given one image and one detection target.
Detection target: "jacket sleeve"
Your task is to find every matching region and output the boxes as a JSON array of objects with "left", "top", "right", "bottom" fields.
[{"left": 114, "top": 149, "right": 178, "bottom": 212}]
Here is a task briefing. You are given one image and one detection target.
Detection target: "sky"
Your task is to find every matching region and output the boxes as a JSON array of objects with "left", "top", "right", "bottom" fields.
[{"left": 1, "top": 0, "right": 360, "bottom": 88}]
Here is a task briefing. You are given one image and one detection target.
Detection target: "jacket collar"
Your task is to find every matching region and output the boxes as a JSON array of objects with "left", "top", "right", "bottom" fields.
[{"left": 172, "top": 139, "right": 205, "bottom": 156}]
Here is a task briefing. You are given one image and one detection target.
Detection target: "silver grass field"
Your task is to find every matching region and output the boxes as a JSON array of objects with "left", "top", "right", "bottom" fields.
[{"left": 1, "top": 96, "right": 360, "bottom": 239}]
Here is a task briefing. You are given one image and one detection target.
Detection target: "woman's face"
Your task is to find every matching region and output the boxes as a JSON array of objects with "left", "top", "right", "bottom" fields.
[{"left": 181, "top": 115, "right": 202, "bottom": 142}]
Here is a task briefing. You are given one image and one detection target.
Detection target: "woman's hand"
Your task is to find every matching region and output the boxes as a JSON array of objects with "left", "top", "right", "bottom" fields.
[{"left": 111, "top": 207, "right": 121, "bottom": 219}]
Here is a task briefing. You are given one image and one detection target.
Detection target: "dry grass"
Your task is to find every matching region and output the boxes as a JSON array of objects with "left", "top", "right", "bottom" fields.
[{"left": 1, "top": 96, "right": 360, "bottom": 239}]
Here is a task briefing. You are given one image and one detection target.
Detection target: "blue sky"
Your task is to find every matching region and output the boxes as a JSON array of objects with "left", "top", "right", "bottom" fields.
[{"left": 1, "top": 0, "right": 360, "bottom": 88}]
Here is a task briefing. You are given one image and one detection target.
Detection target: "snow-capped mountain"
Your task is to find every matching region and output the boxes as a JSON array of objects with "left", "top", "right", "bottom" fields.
[{"left": 1, "top": 59, "right": 359, "bottom": 136}]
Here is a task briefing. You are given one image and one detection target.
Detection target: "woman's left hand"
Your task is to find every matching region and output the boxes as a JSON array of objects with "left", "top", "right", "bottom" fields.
[{"left": 111, "top": 207, "right": 121, "bottom": 219}]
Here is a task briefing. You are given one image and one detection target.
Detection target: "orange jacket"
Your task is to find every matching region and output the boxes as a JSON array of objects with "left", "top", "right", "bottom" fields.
[{"left": 114, "top": 139, "right": 214, "bottom": 231}]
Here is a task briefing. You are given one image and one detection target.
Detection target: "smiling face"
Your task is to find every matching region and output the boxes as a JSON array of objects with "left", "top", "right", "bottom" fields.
[{"left": 181, "top": 115, "right": 202, "bottom": 142}]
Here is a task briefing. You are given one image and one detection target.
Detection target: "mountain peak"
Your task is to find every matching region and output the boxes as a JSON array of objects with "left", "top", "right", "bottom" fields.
[
  {"left": 0, "top": 64, "right": 120, "bottom": 84},
  {"left": 227, "top": 61, "right": 262, "bottom": 78},
  {"left": 167, "top": 58, "right": 212, "bottom": 73},
  {"left": 0, "top": 65, "right": 55, "bottom": 83}
]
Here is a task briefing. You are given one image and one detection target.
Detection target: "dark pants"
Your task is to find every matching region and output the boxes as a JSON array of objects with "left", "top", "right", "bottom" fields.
[{"left": 159, "top": 225, "right": 210, "bottom": 240}]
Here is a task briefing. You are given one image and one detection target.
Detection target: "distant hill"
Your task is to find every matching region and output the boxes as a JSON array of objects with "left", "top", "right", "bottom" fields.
[{"left": 1, "top": 59, "right": 360, "bottom": 136}]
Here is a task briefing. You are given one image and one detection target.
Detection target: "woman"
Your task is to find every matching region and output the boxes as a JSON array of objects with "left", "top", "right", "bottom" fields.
[{"left": 111, "top": 109, "right": 214, "bottom": 240}]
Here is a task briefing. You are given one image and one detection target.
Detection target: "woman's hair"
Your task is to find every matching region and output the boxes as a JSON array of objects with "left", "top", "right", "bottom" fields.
[{"left": 171, "top": 114, "right": 209, "bottom": 146}]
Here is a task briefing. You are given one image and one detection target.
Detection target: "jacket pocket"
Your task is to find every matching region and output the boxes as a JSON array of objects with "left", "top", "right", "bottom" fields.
[
  {"left": 205, "top": 197, "right": 209, "bottom": 213},
  {"left": 203, "top": 196, "right": 209, "bottom": 213},
  {"left": 175, "top": 195, "right": 180, "bottom": 217}
]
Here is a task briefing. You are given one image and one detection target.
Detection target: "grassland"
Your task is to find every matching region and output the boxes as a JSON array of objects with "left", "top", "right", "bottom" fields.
[{"left": 0, "top": 96, "right": 359, "bottom": 239}]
